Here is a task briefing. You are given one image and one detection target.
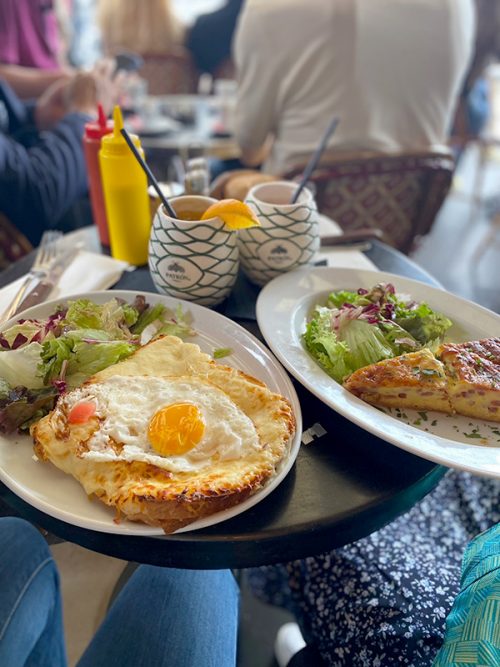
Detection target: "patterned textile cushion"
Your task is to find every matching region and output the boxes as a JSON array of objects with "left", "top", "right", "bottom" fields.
[
  {"left": 284, "top": 152, "right": 454, "bottom": 254},
  {"left": 0, "top": 213, "right": 32, "bottom": 271}
]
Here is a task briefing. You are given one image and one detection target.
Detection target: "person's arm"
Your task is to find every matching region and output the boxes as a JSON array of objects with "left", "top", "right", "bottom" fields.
[
  {"left": 0, "top": 65, "right": 120, "bottom": 245},
  {"left": 0, "top": 111, "right": 90, "bottom": 245},
  {"left": 233, "top": 5, "right": 280, "bottom": 167},
  {"left": 0, "top": 64, "right": 73, "bottom": 99},
  {"left": 0, "top": 80, "right": 33, "bottom": 133}
]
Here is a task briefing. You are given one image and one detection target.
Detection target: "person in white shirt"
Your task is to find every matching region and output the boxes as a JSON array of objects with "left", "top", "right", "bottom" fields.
[{"left": 233, "top": 0, "right": 476, "bottom": 175}]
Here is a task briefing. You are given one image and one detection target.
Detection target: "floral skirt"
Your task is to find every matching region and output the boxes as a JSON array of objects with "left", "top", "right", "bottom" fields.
[{"left": 247, "top": 471, "right": 500, "bottom": 666}]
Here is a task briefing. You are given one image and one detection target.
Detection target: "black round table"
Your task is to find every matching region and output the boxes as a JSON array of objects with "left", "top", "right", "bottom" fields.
[{"left": 0, "top": 240, "right": 447, "bottom": 568}]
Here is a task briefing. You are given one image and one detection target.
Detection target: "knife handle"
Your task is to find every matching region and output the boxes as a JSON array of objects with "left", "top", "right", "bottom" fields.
[
  {"left": 13, "top": 280, "right": 55, "bottom": 316},
  {"left": 1, "top": 275, "right": 38, "bottom": 322},
  {"left": 320, "top": 228, "right": 384, "bottom": 246}
]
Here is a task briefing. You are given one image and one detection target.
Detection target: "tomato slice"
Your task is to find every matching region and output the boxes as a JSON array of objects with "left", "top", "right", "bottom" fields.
[{"left": 68, "top": 401, "right": 96, "bottom": 424}]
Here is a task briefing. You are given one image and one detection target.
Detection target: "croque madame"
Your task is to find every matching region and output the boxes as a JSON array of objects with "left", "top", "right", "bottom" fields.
[{"left": 31, "top": 335, "right": 295, "bottom": 533}]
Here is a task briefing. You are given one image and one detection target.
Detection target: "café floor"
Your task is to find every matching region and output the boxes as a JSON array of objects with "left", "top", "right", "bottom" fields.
[{"left": 1, "top": 142, "right": 499, "bottom": 667}]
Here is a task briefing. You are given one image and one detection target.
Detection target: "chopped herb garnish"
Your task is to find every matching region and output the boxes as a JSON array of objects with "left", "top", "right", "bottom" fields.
[
  {"left": 213, "top": 347, "right": 233, "bottom": 359},
  {"left": 431, "top": 420, "right": 438, "bottom": 427},
  {"left": 417, "top": 411, "right": 428, "bottom": 421},
  {"left": 463, "top": 432, "right": 483, "bottom": 439}
]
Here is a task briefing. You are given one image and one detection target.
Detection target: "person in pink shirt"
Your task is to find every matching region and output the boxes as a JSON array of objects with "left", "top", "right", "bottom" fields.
[{"left": 0, "top": 0, "right": 74, "bottom": 98}]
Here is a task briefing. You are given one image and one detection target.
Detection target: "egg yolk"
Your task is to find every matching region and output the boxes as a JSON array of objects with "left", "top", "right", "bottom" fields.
[{"left": 148, "top": 403, "right": 205, "bottom": 456}]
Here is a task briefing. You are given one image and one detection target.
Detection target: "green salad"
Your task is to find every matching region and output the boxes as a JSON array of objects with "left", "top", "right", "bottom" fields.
[
  {"left": 303, "top": 282, "right": 452, "bottom": 383},
  {"left": 0, "top": 295, "right": 193, "bottom": 433}
]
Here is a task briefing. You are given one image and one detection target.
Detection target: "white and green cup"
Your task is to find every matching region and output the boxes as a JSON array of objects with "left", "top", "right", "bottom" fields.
[
  {"left": 239, "top": 181, "right": 320, "bottom": 286},
  {"left": 149, "top": 195, "right": 239, "bottom": 306}
]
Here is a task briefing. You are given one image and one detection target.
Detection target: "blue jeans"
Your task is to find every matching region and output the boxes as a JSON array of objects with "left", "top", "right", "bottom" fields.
[{"left": 0, "top": 518, "right": 239, "bottom": 667}]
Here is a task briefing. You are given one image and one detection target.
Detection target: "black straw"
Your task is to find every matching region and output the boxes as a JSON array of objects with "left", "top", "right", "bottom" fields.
[
  {"left": 120, "top": 128, "right": 177, "bottom": 218},
  {"left": 290, "top": 116, "right": 340, "bottom": 204}
]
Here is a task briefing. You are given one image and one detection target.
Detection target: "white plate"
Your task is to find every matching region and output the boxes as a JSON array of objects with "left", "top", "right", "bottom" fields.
[
  {"left": 256, "top": 267, "right": 500, "bottom": 478},
  {"left": 125, "top": 115, "right": 181, "bottom": 136},
  {"left": 0, "top": 290, "right": 302, "bottom": 535}
]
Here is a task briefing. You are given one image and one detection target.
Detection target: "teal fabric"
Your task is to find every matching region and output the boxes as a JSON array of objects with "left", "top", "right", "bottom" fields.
[{"left": 433, "top": 524, "right": 500, "bottom": 666}]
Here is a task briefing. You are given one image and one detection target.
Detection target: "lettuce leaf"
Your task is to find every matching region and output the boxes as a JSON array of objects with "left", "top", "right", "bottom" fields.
[
  {"left": 395, "top": 310, "right": 453, "bottom": 345},
  {"left": 132, "top": 303, "right": 194, "bottom": 340},
  {"left": 64, "top": 298, "right": 138, "bottom": 340},
  {"left": 0, "top": 383, "right": 58, "bottom": 434},
  {"left": 0, "top": 310, "right": 65, "bottom": 349},
  {"left": 304, "top": 282, "right": 454, "bottom": 383},
  {"left": 303, "top": 308, "right": 353, "bottom": 382},
  {"left": 340, "top": 319, "right": 395, "bottom": 368},
  {"left": 0, "top": 342, "right": 45, "bottom": 388},
  {"left": 39, "top": 333, "right": 136, "bottom": 386}
]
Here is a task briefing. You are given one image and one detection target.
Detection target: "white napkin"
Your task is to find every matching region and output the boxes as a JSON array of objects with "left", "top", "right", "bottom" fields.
[
  {"left": 317, "top": 215, "right": 377, "bottom": 270},
  {"left": 0, "top": 251, "right": 131, "bottom": 314}
]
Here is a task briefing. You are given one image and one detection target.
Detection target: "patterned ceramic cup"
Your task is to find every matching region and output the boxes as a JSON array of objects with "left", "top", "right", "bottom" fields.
[
  {"left": 149, "top": 195, "right": 239, "bottom": 306},
  {"left": 240, "top": 181, "right": 320, "bottom": 286}
]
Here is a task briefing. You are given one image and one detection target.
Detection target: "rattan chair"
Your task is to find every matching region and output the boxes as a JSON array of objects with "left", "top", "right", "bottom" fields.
[
  {"left": 283, "top": 150, "right": 455, "bottom": 254},
  {"left": 139, "top": 48, "right": 199, "bottom": 95}
]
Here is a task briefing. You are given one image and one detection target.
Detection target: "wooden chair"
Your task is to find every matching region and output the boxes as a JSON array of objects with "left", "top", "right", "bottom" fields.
[
  {"left": 139, "top": 48, "right": 199, "bottom": 95},
  {"left": 283, "top": 150, "right": 455, "bottom": 254},
  {"left": 0, "top": 213, "right": 33, "bottom": 271}
]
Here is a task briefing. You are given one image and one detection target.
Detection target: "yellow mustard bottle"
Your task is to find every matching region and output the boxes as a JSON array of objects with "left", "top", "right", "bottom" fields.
[{"left": 99, "top": 106, "right": 151, "bottom": 265}]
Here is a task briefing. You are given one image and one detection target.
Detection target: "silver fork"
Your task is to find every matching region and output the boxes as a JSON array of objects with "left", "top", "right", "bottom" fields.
[{"left": 2, "top": 230, "right": 63, "bottom": 321}]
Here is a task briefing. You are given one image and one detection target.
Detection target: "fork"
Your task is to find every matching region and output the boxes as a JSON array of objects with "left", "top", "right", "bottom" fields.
[{"left": 2, "top": 230, "right": 63, "bottom": 321}]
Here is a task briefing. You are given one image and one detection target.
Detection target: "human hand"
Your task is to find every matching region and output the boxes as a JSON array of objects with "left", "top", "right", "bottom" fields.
[
  {"left": 64, "top": 72, "right": 99, "bottom": 116},
  {"left": 34, "top": 76, "right": 73, "bottom": 130},
  {"left": 87, "top": 58, "right": 129, "bottom": 116},
  {"left": 34, "top": 60, "right": 126, "bottom": 129}
]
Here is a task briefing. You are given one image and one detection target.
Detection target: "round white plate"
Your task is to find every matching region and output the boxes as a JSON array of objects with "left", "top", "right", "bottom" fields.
[
  {"left": 256, "top": 267, "right": 500, "bottom": 478},
  {"left": 0, "top": 290, "right": 302, "bottom": 535}
]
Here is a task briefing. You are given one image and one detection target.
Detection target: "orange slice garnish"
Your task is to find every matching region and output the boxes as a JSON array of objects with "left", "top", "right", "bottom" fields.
[{"left": 201, "top": 199, "right": 260, "bottom": 230}]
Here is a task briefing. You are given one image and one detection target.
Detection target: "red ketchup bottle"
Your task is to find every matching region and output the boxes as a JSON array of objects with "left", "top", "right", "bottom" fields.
[{"left": 83, "top": 105, "right": 113, "bottom": 246}]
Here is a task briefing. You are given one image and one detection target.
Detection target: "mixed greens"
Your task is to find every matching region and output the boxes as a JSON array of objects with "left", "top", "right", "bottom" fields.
[
  {"left": 303, "top": 282, "right": 452, "bottom": 383},
  {"left": 0, "top": 295, "right": 193, "bottom": 433}
]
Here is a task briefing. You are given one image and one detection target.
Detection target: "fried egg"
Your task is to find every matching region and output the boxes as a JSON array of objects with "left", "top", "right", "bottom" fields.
[{"left": 62, "top": 375, "right": 260, "bottom": 473}]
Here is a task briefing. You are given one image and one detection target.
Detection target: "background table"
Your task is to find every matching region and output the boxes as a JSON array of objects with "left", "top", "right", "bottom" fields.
[
  {"left": 0, "top": 238, "right": 447, "bottom": 568},
  {"left": 131, "top": 95, "right": 240, "bottom": 180}
]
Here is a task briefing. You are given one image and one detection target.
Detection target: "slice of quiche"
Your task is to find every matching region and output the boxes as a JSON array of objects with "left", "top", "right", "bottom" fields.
[
  {"left": 436, "top": 337, "right": 500, "bottom": 422},
  {"left": 343, "top": 348, "right": 452, "bottom": 413}
]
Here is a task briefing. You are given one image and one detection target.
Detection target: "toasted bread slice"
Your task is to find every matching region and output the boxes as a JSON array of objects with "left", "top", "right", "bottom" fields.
[
  {"left": 343, "top": 348, "right": 451, "bottom": 413},
  {"left": 437, "top": 337, "right": 500, "bottom": 422}
]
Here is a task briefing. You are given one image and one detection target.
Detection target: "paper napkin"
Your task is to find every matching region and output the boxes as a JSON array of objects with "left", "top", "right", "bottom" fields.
[
  {"left": 0, "top": 251, "right": 131, "bottom": 315},
  {"left": 317, "top": 215, "right": 377, "bottom": 270}
]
